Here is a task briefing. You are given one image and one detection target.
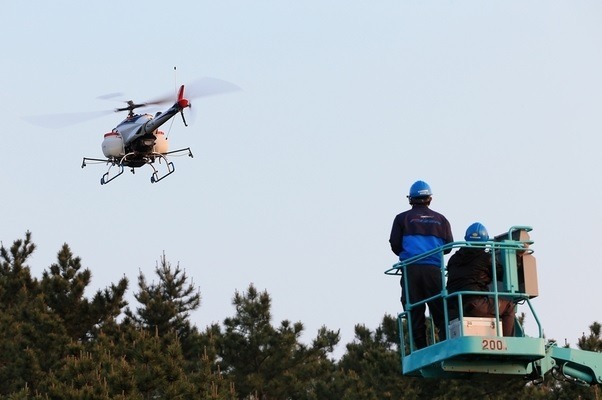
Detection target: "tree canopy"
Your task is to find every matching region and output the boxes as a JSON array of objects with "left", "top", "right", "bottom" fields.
[{"left": 0, "top": 233, "right": 600, "bottom": 399}]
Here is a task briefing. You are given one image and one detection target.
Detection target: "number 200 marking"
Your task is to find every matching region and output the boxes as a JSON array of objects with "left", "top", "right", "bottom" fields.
[{"left": 482, "top": 339, "right": 506, "bottom": 351}]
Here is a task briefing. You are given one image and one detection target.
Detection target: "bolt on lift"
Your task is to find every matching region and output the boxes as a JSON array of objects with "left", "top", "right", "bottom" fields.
[{"left": 384, "top": 226, "right": 602, "bottom": 385}]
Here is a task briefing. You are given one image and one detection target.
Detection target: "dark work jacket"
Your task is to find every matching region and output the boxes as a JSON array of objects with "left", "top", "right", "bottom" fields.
[
  {"left": 389, "top": 205, "right": 453, "bottom": 266},
  {"left": 446, "top": 247, "right": 503, "bottom": 297}
]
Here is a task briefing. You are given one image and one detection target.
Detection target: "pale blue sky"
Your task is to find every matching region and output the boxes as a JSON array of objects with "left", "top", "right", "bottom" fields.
[{"left": 2, "top": 1, "right": 601, "bottom": 355}]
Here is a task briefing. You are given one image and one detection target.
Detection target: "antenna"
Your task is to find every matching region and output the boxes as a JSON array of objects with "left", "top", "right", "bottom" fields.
[
  {"left": 165, "top": 66, "right": 179, "bottom": 140},
  {"left": 173, "top": 66, "right": 178, "bottom": 96}
]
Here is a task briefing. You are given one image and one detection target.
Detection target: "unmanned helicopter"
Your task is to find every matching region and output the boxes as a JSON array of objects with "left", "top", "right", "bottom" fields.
[{"left": 27, "top": 77, "right": 240, "bottom": 185}]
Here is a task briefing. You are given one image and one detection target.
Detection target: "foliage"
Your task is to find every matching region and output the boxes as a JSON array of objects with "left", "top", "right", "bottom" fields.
[
  {"left": 41, "top": 243, "right": 128, "bottom": 341},
  {"left": 125, "top": 252, "right": 200, "bottom": 339},
  {"left": 1, "top": 233, "right": 601, "bottom": 399},
  {"left": 213, "top": 284, "right": 340, "bottom": 400},
  {"left": 579, "top": 321, "right": 602, "bottom": 352},
  {"left": 335, "top": 315, "right": 417, "bottom": 399},
  {"left": 0, "top": 232, "right": 68, "bottom": 395}
]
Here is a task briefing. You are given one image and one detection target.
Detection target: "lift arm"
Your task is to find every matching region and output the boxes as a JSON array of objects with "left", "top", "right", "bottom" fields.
[{"left": 542, "top": 344, "right": 602, "bottom": 385}]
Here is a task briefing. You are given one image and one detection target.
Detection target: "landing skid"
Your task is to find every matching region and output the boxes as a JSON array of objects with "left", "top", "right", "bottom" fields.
[{"left": 81, "top": 148, "right": 193, "bottom": 185}]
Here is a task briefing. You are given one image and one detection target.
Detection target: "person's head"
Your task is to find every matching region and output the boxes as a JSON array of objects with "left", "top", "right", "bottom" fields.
[
  {"left": 464, "top": 222, "right": 489, "bottom": 242},
  {"left": 407, "top": 180, "right": 432, "bottom": 206}
]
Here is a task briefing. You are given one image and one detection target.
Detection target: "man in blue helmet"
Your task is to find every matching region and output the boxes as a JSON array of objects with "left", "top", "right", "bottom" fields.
[
  {"left": 446, "top": 222, "right": 516, "bottom": 336},
  {"left": 389, "top": 180, "right": 453, "bottom": 349}
]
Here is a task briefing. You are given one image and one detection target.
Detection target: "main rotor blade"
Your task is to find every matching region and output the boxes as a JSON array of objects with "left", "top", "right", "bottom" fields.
[
  {"left": 185, "top": 77, "right": 242, "bottom": 98},
  {"left": 96, "top": 92, "right": 124, "bottom": 100},
  {"left": 23, "top": 110, "right": 113, "bottom": 129},
  {"left": 23, "top": 77, "right": 241, "bottom": 129},
  {"left": 145, "top": 77, "right": 242, "bottom": 106}
]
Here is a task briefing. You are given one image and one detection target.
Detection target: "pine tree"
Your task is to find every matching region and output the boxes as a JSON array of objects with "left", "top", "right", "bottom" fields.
[
  {"left": 215, "top": 284, "right": 339, "bottom": 400},
  {"left": 125, "top": 252, "right": 201, "bottom": 339},
  {"left": 336, "top": 314, "right": 420, "bottom": 399},
  {"left": 46, "top": 322, "right": 194, "bottom": 399},
  {"left": 41, "top": 243, "right": 128, "bottom": 341},
  {"left": 0, "top": 233, "right": 69, "bottom": 395},
  {"left": 578, "top": 321, "right": 602, "bottom": 352},
  {"left": 0, "top": 231, "right": 37, "bottom": 307}
]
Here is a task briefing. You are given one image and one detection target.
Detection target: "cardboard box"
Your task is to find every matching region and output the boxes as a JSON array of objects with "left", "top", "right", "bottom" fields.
[
  {"left": 519, "top": 254, "right": 538, "bottom": 298},
  {"left": 449, "top": 317, "right": 499, "bottom": 338}
]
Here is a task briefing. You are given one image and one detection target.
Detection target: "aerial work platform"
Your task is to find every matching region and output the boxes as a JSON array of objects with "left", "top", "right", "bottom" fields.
[{"left": 385, "top": 226, "right": 602, "bottom": 385}]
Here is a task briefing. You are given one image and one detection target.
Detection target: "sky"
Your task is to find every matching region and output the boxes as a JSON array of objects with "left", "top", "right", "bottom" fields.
[{"left": 2, "top": 1, "right": 602, "bottom": 358}]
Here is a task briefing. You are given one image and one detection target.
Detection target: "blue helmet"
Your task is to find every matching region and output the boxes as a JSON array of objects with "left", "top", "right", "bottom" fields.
[
  {"left": 464, "top": 222, "right": 489, "bottom": 242},
  {"left": 408, "top": 180, "right": 432, "bottom": 199}
]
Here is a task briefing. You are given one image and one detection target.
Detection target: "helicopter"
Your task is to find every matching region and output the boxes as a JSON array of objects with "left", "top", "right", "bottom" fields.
[{"left": 27, "top": 77, "right": 240, "bottom": 185}]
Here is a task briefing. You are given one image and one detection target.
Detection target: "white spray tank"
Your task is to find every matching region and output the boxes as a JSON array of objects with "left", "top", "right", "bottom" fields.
[
  {"left": 101, "top": 131, "right": 125, "bottom": 157},
  {"left": 153, "top": 130, "right": 169, "bottom": 154}
]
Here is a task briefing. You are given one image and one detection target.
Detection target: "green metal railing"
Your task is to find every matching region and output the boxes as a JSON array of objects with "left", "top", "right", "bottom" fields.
[
  {"left": 384, "top": 227, "right": 602, "bottom": 384},
  {"left": 384, "top": 226, "right": 539, "bottom": 355}
]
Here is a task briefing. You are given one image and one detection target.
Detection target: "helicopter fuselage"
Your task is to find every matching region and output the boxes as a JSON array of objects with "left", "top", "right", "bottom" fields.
[
  {"left": 115, "top": 114, "right": 155, "bottom": 154},
  {"left": 101, "top": 92, "right": 189, "bottom": 161}
]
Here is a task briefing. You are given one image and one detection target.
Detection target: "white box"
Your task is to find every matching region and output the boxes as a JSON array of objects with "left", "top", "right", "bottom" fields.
[{"left": 449, "top": 317, "right": 499, "bottom": 338}]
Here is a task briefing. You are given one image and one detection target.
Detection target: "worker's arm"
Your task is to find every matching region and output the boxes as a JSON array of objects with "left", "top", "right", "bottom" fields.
[{"left": 389, "top": 218, "right": 402, "bottom": 256}]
